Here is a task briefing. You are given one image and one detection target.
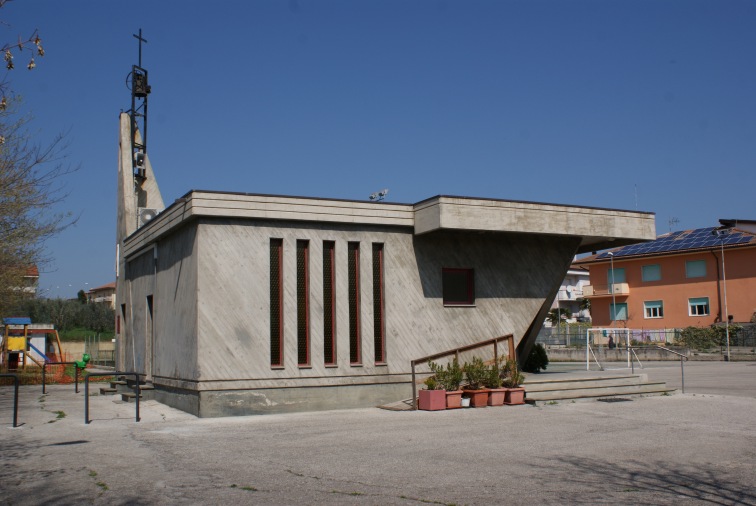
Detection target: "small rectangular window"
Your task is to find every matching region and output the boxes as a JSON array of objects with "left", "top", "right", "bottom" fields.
[
  {"left": 642, "top": 264, "right": 661, "bottom": 282},
  {"left": 610, "top": 302, "right": 628, "bottom": 321},
  {"left": 270, "top": 239, "right": 283, "bottom": 367},
  {"left": 686, "top": 260, "right": 706, "bottom": 278},
  {"left": 608, "top": 267, "right": 626, "bottom": 284},
  {"left": 348, "top": 242, "right": 361, "bottom": 364},
  {"left": 372, "top": 243, "right": 385, "bottom": 364},
  {"left": 323, "top": 241, "right": 336, "bottom": 365},
  {"left": 442, "top": 268, "right": 474, "bottom": 306},
  {"left": 644, "top": 300, "right": 664, "bottom": 319},
  {"left": 689, "top": 297, "right": 709, "bottom": 316},
  {"left": 296, "top": 240, "right": 310, "bottom": 366}
]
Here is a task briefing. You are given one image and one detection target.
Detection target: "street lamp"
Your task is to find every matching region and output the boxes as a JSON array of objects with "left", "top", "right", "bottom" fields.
[
  {"left": 712, "top": 228, "right": 731, "bottom": 361},
  {"left": 608, "top": 251, "right": 616, "bottom": 328}
]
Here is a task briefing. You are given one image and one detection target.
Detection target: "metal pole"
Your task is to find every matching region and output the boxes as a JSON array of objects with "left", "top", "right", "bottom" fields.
[
  {"left": 12, "top": 375, "right": 18, "bottom": 427},
  {"left": 1, "top": 374, "right": 20, "bottom": 427},
  {"left": 680, "top": 356, "right": 685, "bottom": 394},
  {"left": 85, "top": 376, "right": 89, "bottom": 424},
  {"left": 42, "top": 364, "right": 46, "bottom": 394},
  {"left": 721, "top": 240, "right": 730, "bottom": 362},
  {"left": 135, "top": 376, "right": 141, "bottom": 422},
  {"left": 75, "top": 366, "right": 80, "bottom": 394},
  {"left": 609, "top": 252, "right": 616, "bottom": 328},
  {"left": 411, "top": 361, "right": 417, "bottom": 410}
]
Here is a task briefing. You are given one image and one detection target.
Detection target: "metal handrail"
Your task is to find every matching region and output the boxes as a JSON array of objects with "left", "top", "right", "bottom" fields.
[
  {"left": 85, "top": 372, "right": 141, "bottom": 424},
  {"left": 410, "top": 334, "right": 515, "bottom": 410},
  {"left": 0, "top": 373, "right": 20, "bottom": 427},
  {"left": 629, "top": 345, "right": 688, "bottom": 394},
  {"left": 42, "top": 362, "right": 82, "bottom": 394}
]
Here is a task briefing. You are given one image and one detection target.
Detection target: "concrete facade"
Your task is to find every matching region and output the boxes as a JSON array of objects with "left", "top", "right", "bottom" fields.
[{"left": 116, "top": 114, "right": 655, "bottom": 416}]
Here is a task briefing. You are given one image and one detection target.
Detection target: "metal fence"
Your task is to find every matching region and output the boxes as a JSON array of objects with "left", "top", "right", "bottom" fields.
[
  {"left": 536, "top": 326, "right": 681, "bottom": 348},
  {"left": 730, "top": 325, "right": 756, "bottom": 348},
  {"left": 84, "top": 334, "right": 115, "bottom": 367}
]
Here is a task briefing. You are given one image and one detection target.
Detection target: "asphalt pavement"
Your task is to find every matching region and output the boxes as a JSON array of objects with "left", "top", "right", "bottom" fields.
[{"left": 1, "top": 362, "right": 755, "bottom": 505}]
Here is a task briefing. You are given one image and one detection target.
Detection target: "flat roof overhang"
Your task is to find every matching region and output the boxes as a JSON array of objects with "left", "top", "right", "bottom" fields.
[
  {"left": 123, "top": 191, "right": 655, "bottom": 259},
  {"left": 414, "top": 196, "right": 656, "bottom": 254}
]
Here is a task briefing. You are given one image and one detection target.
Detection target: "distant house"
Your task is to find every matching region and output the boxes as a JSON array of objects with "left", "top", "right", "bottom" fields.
[
  {"left": 87, "top": 282, "right": 116, "bottom": 309},
  {"left": 548, "top": 264, "right": 591, "bottom": 325},
  {"left": 577, "top": 219, "right": 756, "bottom": 329},
  {"left": 20, "top": 266, "right": 39, "bottom": 296}
]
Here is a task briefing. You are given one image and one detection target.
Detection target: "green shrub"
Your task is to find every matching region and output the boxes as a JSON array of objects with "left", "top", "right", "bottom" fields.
[
  {"left": 675, "top": 325, "right": 742, "bottom": 351},
  {"left": 502, "top": 358, "right": 524, "bottom": 387},
  {"left": 463, "top": 356, "right": 488, "bottom": 390},
  {"left": 428, "top": 358, "right": 463, "bottom": 391},
  {"left": 522, "top": 343, "right": 549, "bottom": 373}
]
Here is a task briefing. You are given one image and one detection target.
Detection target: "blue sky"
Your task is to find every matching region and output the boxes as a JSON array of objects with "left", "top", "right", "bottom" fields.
[{"left": 3, "top": 0, "right": 755, "bottom": 299}]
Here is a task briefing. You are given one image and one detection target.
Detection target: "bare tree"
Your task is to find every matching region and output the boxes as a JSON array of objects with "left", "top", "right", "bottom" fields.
[{"left": 0, "top": 3, "right": 75, "bottom": 318}]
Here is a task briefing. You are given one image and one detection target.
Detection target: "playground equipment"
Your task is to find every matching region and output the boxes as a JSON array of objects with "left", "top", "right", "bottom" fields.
[{"left": 0, "top": 317, "right": 64, "bottom": 372}]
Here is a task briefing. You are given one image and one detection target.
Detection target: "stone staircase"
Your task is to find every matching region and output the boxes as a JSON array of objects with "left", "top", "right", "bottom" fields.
[
  {"left": 523, "top": 373, "right": 673, "bottom": 403},
  {"left": 99, "top": 377, "right": 155, "bottom": 402}
]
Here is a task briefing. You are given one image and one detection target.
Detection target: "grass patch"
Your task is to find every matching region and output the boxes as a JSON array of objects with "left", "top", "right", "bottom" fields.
[
  {"left": 47, "top": 410, "right": 67, "bottom": 423},
  {"left": 58, "top": 327, "right": 115, "bottom": 342},
  {"left": 89, "top": 470, "right": 97, "bottom": 477},
  {"left": 96, "top": 481, "right": 108, "bottom": 491},
  {"left": 546, "top": 401, "right": 558, "bottom": 405}
]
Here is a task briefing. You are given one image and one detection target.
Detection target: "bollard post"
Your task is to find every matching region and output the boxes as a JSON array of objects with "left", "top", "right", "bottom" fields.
[
  {"left": 42, "top": 364, "right": 46, "bottom": 394},
  {"left": 84, "top": 375, "right": 90, "bottom": 424}
]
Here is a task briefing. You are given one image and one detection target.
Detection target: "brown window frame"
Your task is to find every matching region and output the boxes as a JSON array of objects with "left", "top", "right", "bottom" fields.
[
  {"left": 270, "top": 238, "right": 284, "bottom": 367},
  {"left": 297, "top": 240, "right": 310, "bottom": 367},
  {"left": 323, "top": 241, "right": 336, "bottom": 366},
  {"left": 372, "top": 243, "right": 385, "bottom": 364},
  {"left": 442, "top": 268, "right": 475, "bottom": 306},
  {"left": 348, "top": 242, "right": 361, "bottom": 365}
]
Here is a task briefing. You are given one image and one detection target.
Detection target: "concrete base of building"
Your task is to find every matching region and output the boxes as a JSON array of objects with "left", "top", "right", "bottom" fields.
[{"left": 152, "top": 382, "right": 411, "bottom": 417}]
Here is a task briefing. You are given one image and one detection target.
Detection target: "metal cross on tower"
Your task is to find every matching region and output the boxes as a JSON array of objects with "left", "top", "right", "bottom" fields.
[
  {"left": 133, "top": 28, "right": 147, "bottom": 68},
  {"left": 129, "top": 28, "right": 151, "bottom": 182}
]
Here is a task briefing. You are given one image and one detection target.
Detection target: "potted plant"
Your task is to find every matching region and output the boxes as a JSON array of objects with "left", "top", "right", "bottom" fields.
[
  {"left": 430, "top": 359, "right": 463, "bottom": 409},
  {"left": 502, "top": 359, "right": 526, "bottom": 405},
  {"left": 418, "top": 375, "right": 446, "bottom": 411},
  {"left": 462, "top": 357, "right": 490, "bottom": 408},
  {"left": 484, "top": 357, "right": 507, "bottom": 406}
]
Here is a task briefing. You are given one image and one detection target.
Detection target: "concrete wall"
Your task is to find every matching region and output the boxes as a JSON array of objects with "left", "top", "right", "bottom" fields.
[{"left": 179, "top": 220, "right": 579, "bottom": 393}]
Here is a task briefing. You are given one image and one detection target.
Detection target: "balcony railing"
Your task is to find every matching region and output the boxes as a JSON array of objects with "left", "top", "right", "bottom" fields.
[{"left": 582, "top": 283, "right": 629, "bottom": 297}]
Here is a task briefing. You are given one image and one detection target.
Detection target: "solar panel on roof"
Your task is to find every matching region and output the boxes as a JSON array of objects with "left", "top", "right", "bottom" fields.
[{"left": 596, "top": 226, "right": 753, "bottom": 259}]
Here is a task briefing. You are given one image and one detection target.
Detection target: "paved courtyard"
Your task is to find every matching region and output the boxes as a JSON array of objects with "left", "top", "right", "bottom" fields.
[{"left": 1, "top": 361, "right": 755, "bottom": 505}]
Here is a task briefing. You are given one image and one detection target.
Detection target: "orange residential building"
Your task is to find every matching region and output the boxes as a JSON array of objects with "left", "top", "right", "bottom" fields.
[{"left": 577, "top": 219, "right": 756, "bottom": 330}]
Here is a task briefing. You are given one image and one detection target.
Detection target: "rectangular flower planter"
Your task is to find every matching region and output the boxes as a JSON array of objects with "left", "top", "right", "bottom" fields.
[
  {"left": 446, "top": 390, "right": 463, "bottom": 409},
  {"left": 463, "top": 389, "right": 490, "bottom": 408},
  {"left": 504, "top": 387, "right": 526, "bottom": 405},
  {"left": 418, "top": 389, "right": 447, "bottom": 411},
  {"left": 487, "top": 388, "right": 507, "bottom": 406}
]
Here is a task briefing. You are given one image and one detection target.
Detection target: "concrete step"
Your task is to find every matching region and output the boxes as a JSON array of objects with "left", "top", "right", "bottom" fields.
[
  {"left": 523, "top": 374, "right": 647, "bottom": 392},
  {"left": 99, "top": 387, "right": 118, "bottom": 395},
  {"left": 121, "top": 392, "right": 142, "bottom": 402},
  {"left": 525, "top": 382, "right": 674, "bottom": 402},
  {"left": 110, "top": 380, "right": 128, "bottom": 387}
]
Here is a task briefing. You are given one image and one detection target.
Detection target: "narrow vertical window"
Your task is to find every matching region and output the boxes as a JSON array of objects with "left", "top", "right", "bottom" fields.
[
  {"left": 297, "top": 240, "right": 310, "bottom": 366},
  {"left": 348, "top": 242, "right": 361, "bottom": 364},
  {"left": 270, "top": 239, "right": 283, "bottom": 367},
  {"left": 372, "top": 243, "right": 385, "bottom": 364},
  {"left": 323, "top": 241, "right": 336, "bottom": 365},
  {"left": 119, "top": 304, "right": 126, "bottom": 334}
]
